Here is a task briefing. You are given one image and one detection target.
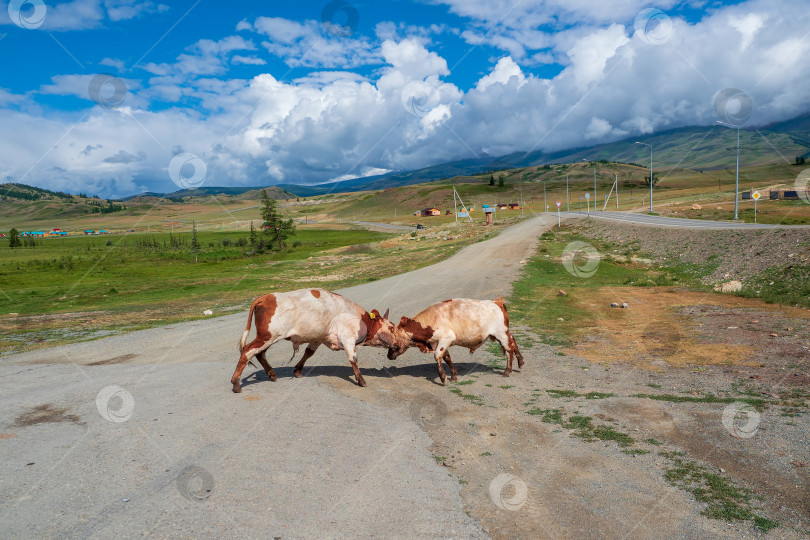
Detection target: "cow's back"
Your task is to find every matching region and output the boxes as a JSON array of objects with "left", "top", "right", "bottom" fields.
[
  {"left": 413, "top": 298, "right": 504, "bottom": 344},
  {"left": 271, "top": 289, "right": 362, "bottom": 338}
]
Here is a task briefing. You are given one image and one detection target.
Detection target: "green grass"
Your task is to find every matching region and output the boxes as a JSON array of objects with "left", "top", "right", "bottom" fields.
[
  {"left": 546, "top": 389, "right": 579, "bottom": 398},
  {"left": 0, "top": 228, "right": 390, "bottom": 317},
  {"left": 507, "top": 229, "right": 704, "bottom": 348},
  {"left": 633, "top": 393, "right": 769, "bottom": 411},
  {"left": 622, "top": 449, "right": 651, "bottom": 456},
  {"left": 585, "top": 391, "right": 615, "bottom": 399},
  {"left": 660, "top": 451, "right": 777, "bottom": 531},
  {"left": 742, "top": 263, "right": 810, "bottom": 308},
  {"left": 527, "top": 402, "right": 779, "bottom": 530},
  {"left": 546, "top": 389, "right": 615, "bottom": 399},
  {"left": 449, "top": 386, "right": 485, "bottom": 406},
  {"left": 1, "top": 220, "right": 502, "bottom": 353},
  {"left": 525, "top": 407, "right": 635, "bottom": 447}
]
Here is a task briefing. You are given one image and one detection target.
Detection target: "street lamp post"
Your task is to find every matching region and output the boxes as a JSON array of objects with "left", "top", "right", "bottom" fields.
[
  {"left": 716, "top": 121, "right": 741, "bottom": 220},
  {"left": 635, "top": 142, "right": 653, "bottom": 213}
]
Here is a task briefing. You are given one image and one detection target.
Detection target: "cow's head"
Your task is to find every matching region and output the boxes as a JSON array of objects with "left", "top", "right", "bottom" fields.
[
  {"left": 387, "top": 316, "right": 434, "bottom": 360},
  {"left": 361, "top": 308, "right": 396, "bottom": 348}
]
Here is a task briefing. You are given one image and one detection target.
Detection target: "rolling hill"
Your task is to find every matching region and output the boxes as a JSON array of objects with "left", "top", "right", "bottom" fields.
[
  {"left": 98, "top": 114, "right": 809, "bottom": 200},
  {"left": 273, "top": 115, "right": 809, "bottom": 196}
]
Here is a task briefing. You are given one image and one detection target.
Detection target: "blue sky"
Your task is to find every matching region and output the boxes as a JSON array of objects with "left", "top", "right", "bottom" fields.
[{"left": 0, "top": 0, "right": 807, "bottom": 197}]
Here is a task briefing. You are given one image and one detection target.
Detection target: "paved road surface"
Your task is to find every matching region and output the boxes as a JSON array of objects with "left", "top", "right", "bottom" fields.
[
  {"left": 0, "top": 215, "right": 559, "bottom": 539},
  {"left": 563, "top": 210, "right": 810, "bottom": 229}
]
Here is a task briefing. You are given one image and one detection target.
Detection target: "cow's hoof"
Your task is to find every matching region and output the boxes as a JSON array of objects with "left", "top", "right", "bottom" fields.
[
  {"left": 502, "top": 371, "right": 511, "bottom": 377},
  {"left": 449, "top": 376, "right": 458, "bottom": 382},
  {"left": 293, "top": 370, "right": 303, "bottom": 378},
  {"left": 232, "top": 385, "right": 242, "bottom": 393},
  {"left": 357, "top": 378, "right": 367, "bottom": 387}
]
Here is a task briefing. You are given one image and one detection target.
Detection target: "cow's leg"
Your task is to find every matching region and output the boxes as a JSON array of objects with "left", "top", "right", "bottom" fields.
[
  {"left": 443, "top": 350, "right": 458, "bottom": 382},
  {"left": 232, "top": 337, "right": 280, "bottom": 393},
  {"left": 340, "top": 340, "right": 366, "bottom": 387},
  {"left": 433, "top": 341, "right": 450, "bottom": 385},
  {"left": 294, "top": 343, "right": 320, "bottom": 378},
  {"left": 491, "top": 331, "right": 516, "bottom": 376},
  {"left": 507, "top": 329, "right": 524, "bottom": 369},
  {"left": 255, "top": 351, "right": 277, "bottom": 382}
]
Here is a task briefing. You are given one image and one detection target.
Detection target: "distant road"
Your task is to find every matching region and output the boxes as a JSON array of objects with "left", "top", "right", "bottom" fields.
[
  {"left": 562, "top": 211, "right": 810, "bottom": 229},
  {"left": 347, "top": 220, "right": 415, "bottom": 231}
]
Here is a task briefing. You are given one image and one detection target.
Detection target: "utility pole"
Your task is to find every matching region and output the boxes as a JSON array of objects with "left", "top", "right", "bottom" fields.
[
  {"left": 716, "top": 121, "right": 742, "bottom": 220},
  {"left": 454, "top": 186, "right": 458, "bottom": 223},
  {"left": 635, "top": 142, "right": 653, "bottom": 213},
  {"left": 542, "top": 182, "right": 546, "bottom": 212},
  {"left": 566, "top": 173, "right": 569, "bottom": 212}
]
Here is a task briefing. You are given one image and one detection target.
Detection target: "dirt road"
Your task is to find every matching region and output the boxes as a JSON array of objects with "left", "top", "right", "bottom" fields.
[
  {"left": 2, "top": 213, "right": 806, "bottom": 539},
  {"left": 0, "top": 215, "right": 556, "bottom": 538}
]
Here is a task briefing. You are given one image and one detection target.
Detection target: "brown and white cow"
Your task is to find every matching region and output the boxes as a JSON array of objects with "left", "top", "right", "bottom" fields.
[
  {"left": 387, "top": 297, "right": 524, "bottom": 384},
  {"left": 231, "top": 288, "right": 395, "bottom": 393}
]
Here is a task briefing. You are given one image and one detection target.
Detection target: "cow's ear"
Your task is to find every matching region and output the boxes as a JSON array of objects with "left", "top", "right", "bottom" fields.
[
  {"left": 371, "top": 309, "right": 381, "bottom": 318},
  {"left": 399, "top": 316, "right": 409, "bottom": 325},
  {"left": 383, "top": 308, "right": 390, "bottom": 319}
]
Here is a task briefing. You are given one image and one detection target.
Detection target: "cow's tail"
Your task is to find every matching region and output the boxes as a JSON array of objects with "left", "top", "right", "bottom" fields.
[
  {"left": 239, "top": 297, "right": 260, "bottom": 351},
  {"left": 493, "top": 296, "right": 509, "bottom": 326}
]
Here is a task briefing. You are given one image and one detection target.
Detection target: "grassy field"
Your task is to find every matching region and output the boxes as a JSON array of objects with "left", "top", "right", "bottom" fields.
[
  {"left": 507, "top": 227, "right": 705, "bottom": 348},
  {"left": 3, "top": 160, "right": 809, "bottom": 238},
  {"left": 0, "top": 218, "right": 519, "bottom": 354},
  {"left": 0, "top": 228, "right": 392, "bottom": 316},
  {"left": 298, "top": 161, "right": 810, "bottom": 225}
]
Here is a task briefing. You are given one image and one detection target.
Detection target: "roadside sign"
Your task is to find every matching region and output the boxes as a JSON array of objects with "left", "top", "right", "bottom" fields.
[
  {"left": 585, "top": 193, "right": 590, "bottom": 199},
  {"left": 457, "top": 212, "right": 468, "bottom": 218},
  {"left": 555, "top": 201, "right": 561, "bottom": 208},
  {"left": 752, "top": 191, "right": 761, "bottom": 200}
]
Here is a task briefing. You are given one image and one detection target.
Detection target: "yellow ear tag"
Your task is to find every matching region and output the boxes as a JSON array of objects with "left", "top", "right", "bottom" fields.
[{"left": 369, "top": 312, "right": 376, "bottom": 319}]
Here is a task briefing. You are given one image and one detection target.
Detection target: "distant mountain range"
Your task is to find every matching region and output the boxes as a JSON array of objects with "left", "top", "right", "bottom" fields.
[
  {"left": 120, "top": 185, "right": 294, "bottom": 201},
  {"left": 81, "top": 114, "right": 810, "bottom": 199}
]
